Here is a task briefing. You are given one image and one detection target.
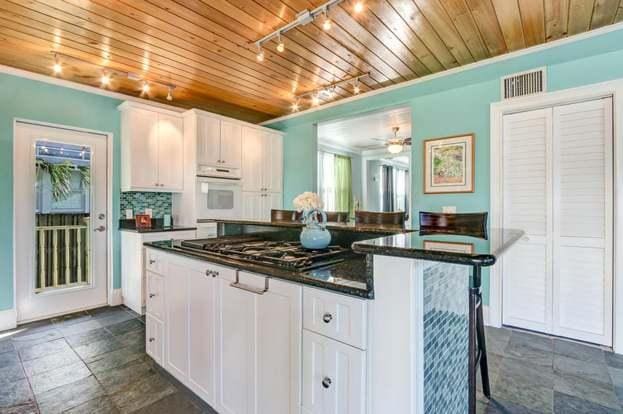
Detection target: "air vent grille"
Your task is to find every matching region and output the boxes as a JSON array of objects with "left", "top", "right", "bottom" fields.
[{"left": 501, "top": 68, "right": 546, "bottom": 100}]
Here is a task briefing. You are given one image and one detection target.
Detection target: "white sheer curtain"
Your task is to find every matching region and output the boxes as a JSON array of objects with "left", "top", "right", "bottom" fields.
[{"left": 317, "top": 151, "right": 336, "bottom": 211}]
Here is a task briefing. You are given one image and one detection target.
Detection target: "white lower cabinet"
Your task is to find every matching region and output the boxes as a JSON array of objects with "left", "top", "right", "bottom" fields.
[
  {"left": 145, "top": 314, "right": 163, "bottom": 365},
  {"left": 301, "top": 330, "right": 366, "bottom": 414},
  {"left": 216, "top": 270, "right": 302, "bottom": 414}
]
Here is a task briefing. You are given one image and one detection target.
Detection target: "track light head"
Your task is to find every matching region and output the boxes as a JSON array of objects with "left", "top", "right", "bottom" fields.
[
  {"left": 52, "top": 54, "right": 62, "bottom": 75},
  {"left": 141, "top": 81, "right": 150, "bottom": 94},
  {"left": 276, "top": 33, "right": 285, "bottom": 53},
  {"left": 354, "top": 1, "right": 364, "bottom": 13},
  {"left": 256, "top": 43, "right": 265, "bottom": 62},
  {"left": 311, "top": 94, "right": 320, "bottom": 106},
  {"left": 100, "top": 71, "right": 111, "bottom": 87},
  {"left": 166, "top": 86, "right": 174, "bottom": 101}
]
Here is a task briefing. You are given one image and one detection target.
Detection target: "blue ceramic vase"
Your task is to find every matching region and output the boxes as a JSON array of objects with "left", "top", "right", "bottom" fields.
[{"left": 300, "top": 209, "right": 331, "bottom": 250}]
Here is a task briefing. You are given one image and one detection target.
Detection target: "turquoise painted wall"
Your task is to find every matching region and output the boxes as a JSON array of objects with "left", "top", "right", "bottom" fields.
[
  {"left": 267, "top": 28, "right": 623, "bottom": 304},
  {"left": 0, "top": 73, "right": 122, "bottom": 311}
]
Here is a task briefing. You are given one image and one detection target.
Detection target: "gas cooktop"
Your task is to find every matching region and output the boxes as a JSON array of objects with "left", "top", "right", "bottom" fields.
[{"left": 177, "top": 236, "right": 349, "bottom": 272}]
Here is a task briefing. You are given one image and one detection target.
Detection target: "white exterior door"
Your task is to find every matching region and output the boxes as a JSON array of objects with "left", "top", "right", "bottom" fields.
[
  {"left": 14, "top": 122, "right": 109, "bottom": 322},
  {"left": 501, "top": 98, "right": 613, "bottom": 346}
]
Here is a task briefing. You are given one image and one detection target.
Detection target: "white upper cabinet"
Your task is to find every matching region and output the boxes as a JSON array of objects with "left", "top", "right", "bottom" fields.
[
  {"left": 242, "top": 127, "right": 283, "bottom": 193},
  {"left": 195, "top": 112, "right": 242, "bottom": 169},
  {"left": 120, "top": 102, "right": 184, "bottom": 192}
]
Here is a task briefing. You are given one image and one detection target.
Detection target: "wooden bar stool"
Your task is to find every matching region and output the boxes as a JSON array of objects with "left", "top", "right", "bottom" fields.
[{"left": 354, "top": 211, "right": 406, "bottom": 229}]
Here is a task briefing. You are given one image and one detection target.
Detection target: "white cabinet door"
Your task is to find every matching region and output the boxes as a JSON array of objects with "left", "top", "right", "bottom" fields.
[
  {"left": 164, "top": 262, "right": 189, "bottom": 382},
  {"left": 220, "top": 121, "right": 242, "bottom": 169},
  {"left": 242, "top": 127, "right": 263, "bottom": 192},
  {"left": 552, "top": 98, "right": 613, "bottom": 345},
  {"left": 188, "top": 266, "right": 218, "bottom": 405},
  {"left": 302, "top": 330, "right": 366, "bottom": 414},
  {"left": 197, "top": 115, "right": 221, "bottom": 167},
  {"left": 262, "top": 192, "right": 283, "bottom": 222},
  {"left": 263, "top": 132, "right": 283, "bottom": 193},
  {"left": 253, "top": 274, "right": 302, "bottom": 414},
  {"left": 502, "top": 108, "right": 553, "bottom": 334},
  {"left": 146, "top": 315, "right": 164, "bottom": 365},
  {"left": 127, "top": 107, "right": 159, "bottom": 190},
  {"left": 216, "top": 273, "right": 253, "bottom": 414},
  {"left": 157, "top": 113, "right": 184, "bottom": 191},
  {"left": 242, "top": 192, "right": 263, "bottom": 221}
]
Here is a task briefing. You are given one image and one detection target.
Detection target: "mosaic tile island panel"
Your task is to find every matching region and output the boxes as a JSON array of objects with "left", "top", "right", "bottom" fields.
[{"left": 120, "top": 192, "right": 172, "bottom": 218}]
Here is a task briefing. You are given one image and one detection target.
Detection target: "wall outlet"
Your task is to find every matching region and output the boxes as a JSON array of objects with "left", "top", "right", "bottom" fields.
[
  {"left": 125, "top": 209, "right": 133, "bottom": 219},
  {"left": 442, "top": 206, "right": 457, "bottom": 214},
  {"left": 145, "top": 208, "right": 153, "bottom": 218}
]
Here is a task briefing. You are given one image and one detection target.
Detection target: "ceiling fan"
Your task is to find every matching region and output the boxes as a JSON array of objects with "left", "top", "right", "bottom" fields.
[{"left": 373, "top": 126, "right": 412, "bottom": 154}]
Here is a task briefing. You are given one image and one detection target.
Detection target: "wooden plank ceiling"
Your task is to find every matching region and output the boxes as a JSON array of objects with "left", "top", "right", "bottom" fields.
[{"left": 0, "top": 0, "right": 621, "bottom": 123}]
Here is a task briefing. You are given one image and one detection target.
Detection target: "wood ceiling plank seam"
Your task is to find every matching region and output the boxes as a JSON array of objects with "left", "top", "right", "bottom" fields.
[
  {"left": 167, "top": 0, "right": 353, "bottom": 97},
  {"left": 463, "top": 0, "right": 509, "bottom": 55},
  {"left": 83, "top": 0, "right": 338, "bottom": 94},
  {"left": 568, "top": 0, "right": 596, "bottom": 34},
  {"left": 132, "top": 0, "right": 352, "bottom": 98},
  {"left": 515, "top": 0, "right": 547, "bottom": 46},
  {"left": 0, "top": 23, "right": 290, "bottom": 112},
  {"left": 0, "top": 1, "right": 299, "bottom": 100},
  {"left": 490, "top": 0, "right": 527, "bottom": 50},
  {"left": 0, "top": 44, "right": 276, "bottom": 120},
  {"left": 590, "top": 0, "right": 621, "bottom": 28},
  {"left": 617, "top": 1, "right": 623, "bottom": 21},
  {"left": 465, "top": 0, "right": 508, "bottom": 56},
  {"left": 387, "top": 0, "right": 461, "bottom": 70},
  {"left": 437, "top": 0, "right": 491, "bottom": 59},
  {"left": 247, "top": 0, "right": 389, "bottom": 87},
  {"left": 328, "top": 5, "right": 419, "bottom": 80},
  {"left": 39, "top": 0, "right": 323, "bottom": 95},
  {"left": 278, "top": 0, "right": 408, "bottom": 82},
  {"left": 337, "top": 0, "right": 432, "bottom": 77},
  {"left": 544, "top": 0, "right": 570, "bottom": 40},
  {"left": 411, "top": 0, "right": 476, "bottom": 64},
  {"left": 362, "top": 0, "right": 446, "bottom": 73}
]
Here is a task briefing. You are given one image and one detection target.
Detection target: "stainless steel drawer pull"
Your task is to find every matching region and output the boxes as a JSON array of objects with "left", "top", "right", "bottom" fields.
[
  {"left": 322, "top": 313, "right": 333, "bottom": 324},
  {"left": 230, "top": 273, "right": 269, "bottom": 295},
  {"left": 322, "top": 377, "right": 332, "bottom": 389},
  {"left": 149, "top": 337, "right": 155, "bottom": 343}
]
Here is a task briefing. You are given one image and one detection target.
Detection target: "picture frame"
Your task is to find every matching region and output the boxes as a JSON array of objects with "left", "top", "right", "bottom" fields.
[{"left": 423, "top": 133, "right": 475, "bottom": 194}]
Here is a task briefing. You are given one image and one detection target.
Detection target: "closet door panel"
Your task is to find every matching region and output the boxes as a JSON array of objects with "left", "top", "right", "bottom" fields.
[
  {"left": 553, "top": 98, "right": 613, "bottom": 345},
  {"left": 502, "top": 108, "right": 553, "bottom": 333}
]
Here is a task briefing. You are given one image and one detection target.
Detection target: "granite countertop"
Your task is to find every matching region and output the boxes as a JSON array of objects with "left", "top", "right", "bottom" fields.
[
  {"left": 201, "top": 218, "right": 411, "bottom": 234},
  {"left": 145, "top": 240, "right": 373, "bottom": 299},
  {"left": 352, "top": 228, "right": 525, "bottom": 267},
  {"left": 120, "top": 226, "right": 197, "bottom": 234}
]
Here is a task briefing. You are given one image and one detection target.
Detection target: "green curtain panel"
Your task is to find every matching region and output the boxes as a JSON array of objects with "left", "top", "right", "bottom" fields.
[{"left": 334, "top": 155, "right": 353, "bottom": 214}]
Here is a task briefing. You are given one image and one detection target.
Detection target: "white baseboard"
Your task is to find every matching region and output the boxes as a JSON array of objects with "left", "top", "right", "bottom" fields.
[
  {"left": 109, "top": 288, "right": 123, "bottom": 306},
  {"left": 0, "top": 308, "right": 17, "bottom": 332}
]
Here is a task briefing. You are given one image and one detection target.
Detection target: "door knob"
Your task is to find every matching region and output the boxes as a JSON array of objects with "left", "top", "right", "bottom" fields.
[{"left": 94, "top": 225, "right": 106, "bottom": 232}]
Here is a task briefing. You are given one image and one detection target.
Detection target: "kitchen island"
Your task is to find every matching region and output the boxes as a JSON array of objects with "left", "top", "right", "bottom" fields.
[{"left": 143, "top": 220, "right": 522, "bottom": 414}]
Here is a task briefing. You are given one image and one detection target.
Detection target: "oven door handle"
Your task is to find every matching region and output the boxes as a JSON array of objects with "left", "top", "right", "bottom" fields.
[{"left": 230, "top": 273, "right": 269, "bottom": 295}]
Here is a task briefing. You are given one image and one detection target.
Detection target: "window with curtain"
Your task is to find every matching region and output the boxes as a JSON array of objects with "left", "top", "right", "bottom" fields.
[
  {"left": 317, "top": 151, "right": 353, "bottom": 213},
  {"left": 380, "top": 163, "right": 409, "bottom": 214}
]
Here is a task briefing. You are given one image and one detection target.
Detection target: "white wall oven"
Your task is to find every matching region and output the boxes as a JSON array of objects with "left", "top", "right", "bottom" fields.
[{"left": 196, "top": 175, "right": 242, "bottom": 220}]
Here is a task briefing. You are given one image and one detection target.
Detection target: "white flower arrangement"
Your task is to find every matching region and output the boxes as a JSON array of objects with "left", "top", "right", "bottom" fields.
[{"left": 293, "top": 192, "right": 323, "bottom": 212}]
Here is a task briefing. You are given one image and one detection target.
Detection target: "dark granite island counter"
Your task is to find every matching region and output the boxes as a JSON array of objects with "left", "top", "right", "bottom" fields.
[{"left": 352, "top": 228, "right": 524, "bottom": 414}]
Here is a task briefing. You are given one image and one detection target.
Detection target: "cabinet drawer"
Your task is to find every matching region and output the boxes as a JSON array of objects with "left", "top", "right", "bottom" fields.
[
  {"left": 146, "top": 315, "right": 164, "bottom": 364},
  {"left": 302, "top": 330, "right": 366, "bottom": 414},
  {"left": 146, "top": 272, "right": 164, "bottom": 320},
  {"left": 303, "top": 288, "right": 367, "bottom": 350},
  {"left": 145, "top": 249, "right": 167, "bottom": 275}
]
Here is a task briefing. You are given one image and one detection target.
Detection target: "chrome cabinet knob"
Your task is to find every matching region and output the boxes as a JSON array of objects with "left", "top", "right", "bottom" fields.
[
  {"left": 149, "top": 259, "right": 156, "bottom": 265},
  {"left": 149, "top": 337, "right": 155, "bottom": 343},
  {"left": 94, "top": 225, "right": 106, "bottom": 232},
  {"left": 322, "top": 313, "right": 333, "bottom": 324},
  {"left": 149, "top": 293, "right": 156, "bottom": 298},
  {"left": 322, "top": 377, "right": 332, "bottom": 389}
]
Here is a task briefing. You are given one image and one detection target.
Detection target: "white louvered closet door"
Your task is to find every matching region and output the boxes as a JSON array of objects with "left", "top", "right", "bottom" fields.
[
  {"left": 502, "top": 108, "right": 553, "bottom": 334},
  {"left": 552, "top": 98, "right": 613, "bottom": 345}
]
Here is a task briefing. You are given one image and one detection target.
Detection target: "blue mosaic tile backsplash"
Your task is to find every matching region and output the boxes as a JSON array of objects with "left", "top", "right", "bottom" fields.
[
  {"left": 423, "top": 262, "right": 470, "bottom": 414},
  {"left": 120, "top": 192, "right": 172, "bottom": 218}
]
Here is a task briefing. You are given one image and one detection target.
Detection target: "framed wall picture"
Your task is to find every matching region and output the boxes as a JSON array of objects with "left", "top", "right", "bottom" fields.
[{"left": 423, "top": 134, "right": 475, "bottom": 194}]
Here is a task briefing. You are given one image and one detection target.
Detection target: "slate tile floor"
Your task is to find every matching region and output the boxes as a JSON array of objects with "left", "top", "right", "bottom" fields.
[
  {"left": 3, "top": 307, "right": 623, "bottom": 414},
  {"left": 478, "top": 326, "right": 623, "bottom": 413},
  {"left": 0, "top": 306, "right": 217, "bottom": 414}
]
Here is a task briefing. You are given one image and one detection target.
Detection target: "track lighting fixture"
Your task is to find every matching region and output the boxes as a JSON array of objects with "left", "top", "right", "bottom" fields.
[
  {"left": 100, "top": 71, "right": 111, "bottom": 87},
  {"left": 354, "top": 1, "right": 364, "bottom": 13},
  {"left": 311, "top": 93, "right": 320, "bottom": 106},
  {"left": 291, "top": 99, "right": 300, "bottom": 112},
  {"left": 353, "top": 78, "right": 360, "bottom": 95},
  {"left": 256, "top": 44, "right": 265, "bottom": 62},
  {"left": 322, "top": 9, "right": 332, "bottom": 31},
  {"left": 166, "top": 86, "right": 174, "bottom": 101},
  {"left": 52, "top": 54, "right": 62, "bottom": 75},
  {"left": 293, "top": 73, "right": 368, "bottom": 110},
  {"left": 141, "top": 81, "right": 150, "bottom": 94},
  {"left": 276, "top": 34, "right": 285, "bottom": 53}
]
